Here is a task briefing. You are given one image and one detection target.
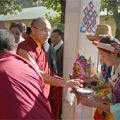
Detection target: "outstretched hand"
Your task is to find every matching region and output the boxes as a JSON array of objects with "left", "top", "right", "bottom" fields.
[
  {"left": 64, "top": 79, "right": 83, "bottom": 88},
  {"left": 80, "top": 95, "right": 96, "bottom": 107}
]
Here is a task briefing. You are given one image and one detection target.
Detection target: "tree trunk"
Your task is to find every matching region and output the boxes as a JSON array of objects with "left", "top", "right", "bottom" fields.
[
  {"left": 59, "top": 0, "right": 66, "bottom": 23},
  {"left": 115, "top": 25, "right": 120, "bottom": 41},
  {"left": 114, "top": 15, "right": 120, "bottom": 41}
]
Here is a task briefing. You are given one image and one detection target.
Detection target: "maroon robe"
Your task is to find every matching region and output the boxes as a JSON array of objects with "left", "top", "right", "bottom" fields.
[
  {"left": 18, "top": 36, "right": 63, "bottom": 119},
  {"left": 0, "top": 51, "right": 52, "bottom": 119},
  {"left": 18, "top": 36, "right": 51, "bottom": 99}
]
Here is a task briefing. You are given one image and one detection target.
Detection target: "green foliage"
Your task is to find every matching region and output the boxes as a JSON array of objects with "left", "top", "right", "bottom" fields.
[
  {"left": 45, "top": 12, "right": 61, "bottom": 27},
  {"left": 0, "top": 0, "right": 62, "bottom": 27},
  {"left": 41, "top": 0, "right": 62, "bottom": 26},
  {"left": 101, "top": 0, "right": 120, "bottom": 40},
  {"left": 101, "top": 0, "right": 120, "bottom": 15},
  {"left": 0, "top": 0, "right": 43, "bottom": 15},
  {"left": 40, "top": 0, "right": 61, "bottom": 13},
  {"left": 30, "top": 0, "right": 62, "bottom": 26},
  {"left": 0, "top": 0, "right": 22, "bottom": 15}
]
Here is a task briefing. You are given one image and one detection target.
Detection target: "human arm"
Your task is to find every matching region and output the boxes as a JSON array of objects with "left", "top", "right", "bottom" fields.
[
  {"left": 41, "top": 72, "right": 82, "bottom": 88},
  {"left": 17, "top": 49, "right": 82, "bottom": 88},
  {"left": 80, "top": 95, "right": 110, "bottom": 113},
  {"left": 92, "top": 82, "right": 111, "bottom": 91},
  {"left": 82, "top": 96, "right": 120, "bottom": 119}
]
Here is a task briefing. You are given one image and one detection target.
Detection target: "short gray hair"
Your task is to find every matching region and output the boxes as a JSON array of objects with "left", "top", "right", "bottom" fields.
[{"left": 0, "top": 29, "right": 16, "bottom": 53}]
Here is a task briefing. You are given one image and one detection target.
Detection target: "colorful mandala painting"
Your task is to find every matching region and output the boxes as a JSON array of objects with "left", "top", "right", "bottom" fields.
[{"left": 73, "top": 56, "right": 87, "bottom": 79}]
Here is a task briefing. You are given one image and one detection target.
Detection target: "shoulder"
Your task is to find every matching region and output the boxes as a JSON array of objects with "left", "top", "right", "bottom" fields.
[
  {"left": 19, "top": 36, "right": 36, "bottom": 48},
  {"left": 18, "top": 36, "right": 37, "bottom": 52},
  {"left": 57, "top": 44, "right": 64, "bottom": 54}
]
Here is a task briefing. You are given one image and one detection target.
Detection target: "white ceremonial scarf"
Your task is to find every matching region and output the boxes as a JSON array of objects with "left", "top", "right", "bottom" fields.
[{"left": 52, "top": 40, "right": 63, "bottom": 51}]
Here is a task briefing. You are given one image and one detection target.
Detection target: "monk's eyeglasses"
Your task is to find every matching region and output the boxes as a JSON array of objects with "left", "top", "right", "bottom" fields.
[{"left": 32, "top": 26, "right": 51, "bottom": 33}]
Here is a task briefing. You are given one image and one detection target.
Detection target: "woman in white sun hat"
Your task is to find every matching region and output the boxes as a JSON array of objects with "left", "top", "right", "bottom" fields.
[{"left": 79, "top": 37, "right": 120, "bottom": 120}]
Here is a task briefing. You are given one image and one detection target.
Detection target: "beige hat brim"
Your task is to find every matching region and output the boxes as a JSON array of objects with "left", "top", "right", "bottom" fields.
[
  {"left": 92, "top": 41, "right": 115, "bottom": 52},
  {"left": 97, "top": 43, "right": 115, "bottom": 52},
  {"left": 86, "top": 33, "right": 111, "bottom": 41},
  {"left": 92, "top": 40, "right": 120, "bottom": 54}
]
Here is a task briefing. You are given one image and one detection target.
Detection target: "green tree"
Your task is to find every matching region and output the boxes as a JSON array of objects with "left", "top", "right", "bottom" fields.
[
  {"left": 32, "top": 0, "right": 66, "bottom": 26},
  {"left": 0, "top": 0, "right": 22, "bottom": 15},
  {"left": 38, "top": 0, "right": 66, "bottom": 23},
  {"left": 101, "top": 0, "right": 120, "bottom": 40},
  {"left": 0, "top": 0, "right": 65, "bottom": 27},
  {"left": 0, "top": 0, "right": 42, "bottom": 15},
  {"left": 45, "top": 12, "right": 61, "bottom": 28}
]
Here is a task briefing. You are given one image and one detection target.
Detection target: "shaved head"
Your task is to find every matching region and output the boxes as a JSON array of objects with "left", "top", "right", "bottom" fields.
[
  {"left": 30, "top": 17, "right": 51, "bottom": 44},
  {"left": 31, "top": 17, "right": 51, "bottom": 28}
]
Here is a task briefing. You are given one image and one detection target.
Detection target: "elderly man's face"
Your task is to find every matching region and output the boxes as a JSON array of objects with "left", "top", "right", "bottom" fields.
[{"left": 32, "top": 20, "right": 51, "bottom": 45}]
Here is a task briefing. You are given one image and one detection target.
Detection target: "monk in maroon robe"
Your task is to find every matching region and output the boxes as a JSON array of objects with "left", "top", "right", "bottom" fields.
[
  {"left": 0, "top": 29, "right": 52, "bottom": 119},
  {"left": 17, "top": 17, "right": 81, "bottom": 119}
]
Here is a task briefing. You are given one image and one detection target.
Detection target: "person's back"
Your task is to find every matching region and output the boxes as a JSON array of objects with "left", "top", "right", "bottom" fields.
[{"left": 0, "top": 29, "right": 51, "bottom": 119}]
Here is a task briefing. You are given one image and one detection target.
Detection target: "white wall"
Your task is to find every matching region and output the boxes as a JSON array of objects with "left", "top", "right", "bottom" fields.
[
  {"left": 62, "top": 0, "right": 100, "bottom": 119},
  {"left": 62, "top": 1, "right": 81, "bottom": 119}
]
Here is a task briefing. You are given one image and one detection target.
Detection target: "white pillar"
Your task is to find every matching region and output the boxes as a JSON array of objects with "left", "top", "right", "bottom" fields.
[
  {"left": 62, "top": 0, "right": 100, "bottom": 120},
  {"left": 62, "top": 1, "right": 81, "bottom": 120}
]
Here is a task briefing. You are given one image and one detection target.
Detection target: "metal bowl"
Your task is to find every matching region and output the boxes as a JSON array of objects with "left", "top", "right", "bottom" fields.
[{"left": 73, "top": 87, "right": 94, "bottom": 96}]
